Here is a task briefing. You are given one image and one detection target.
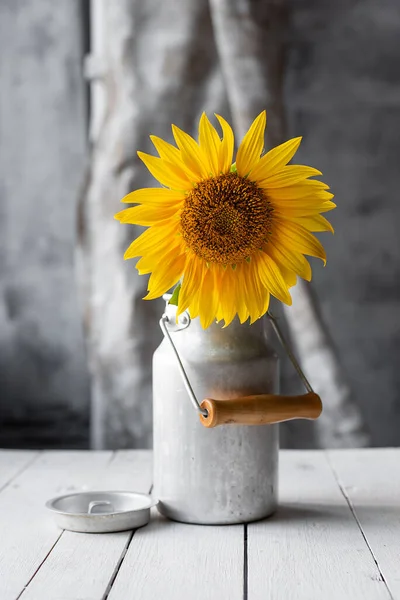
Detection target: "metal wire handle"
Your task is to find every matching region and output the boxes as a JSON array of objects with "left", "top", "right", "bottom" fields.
[
  {"left": 266, "top": 311, "right": 313, "bottom": 394},
  {"left": 159, "top": 311, "right": 314, "bottom": 416},
  {"left": 159, "top": 313, "right": 208, "bottom": 416}
]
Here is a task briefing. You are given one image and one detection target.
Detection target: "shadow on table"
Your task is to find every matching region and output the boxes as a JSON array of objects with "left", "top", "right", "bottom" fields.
[
  {"left": 270, "top": 503, "right": 353, "bottom": 524},
  {"left": 138, "top": 502, "right": 397, "bottom": 530},
  {"left": 142, "top": 504, "right": 348, "bottom": 530}
]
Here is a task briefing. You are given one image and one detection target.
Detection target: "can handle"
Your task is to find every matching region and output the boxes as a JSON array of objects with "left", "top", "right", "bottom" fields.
[
  {"left": 199, "top": 392, "right": 322, "bottom": 428},
  {"left": 159, "top": 310, "right": 323, "bottom": 427}
]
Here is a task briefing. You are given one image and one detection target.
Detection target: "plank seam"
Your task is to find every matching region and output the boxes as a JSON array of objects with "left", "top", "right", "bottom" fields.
[
  {"left": 243, "top": 524, "right": 248, "bottom": 600},
  {"left": 105, "top": 450, "right": 118, "bottom": 468},
  {"left": 0, "top": 452, "right": 41, "bottom": 495},
  {"left": 103, "top": 480, "right": 153, "bottom": 599},
  {"left": 16, "top": 530, "right": 65, "bottom": 599},
  {"left": 102, "top": 530, "right": 135, "bottom": 600},
  {"left": 326, "top": 451, "right": 395, "bottom": 600},
  {"left": 15, "top": 450, "right": 117, "bottom": 598}
]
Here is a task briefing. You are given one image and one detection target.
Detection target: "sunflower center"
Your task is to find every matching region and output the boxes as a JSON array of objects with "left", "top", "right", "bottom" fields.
[{"left": 180, "top": 172, "right": 273, "bottom": 264}]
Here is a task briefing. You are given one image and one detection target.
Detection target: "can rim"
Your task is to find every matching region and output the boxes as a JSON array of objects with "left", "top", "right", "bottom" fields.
[{"left": 45, "top": 490, "right": 158, "bottom": 518}]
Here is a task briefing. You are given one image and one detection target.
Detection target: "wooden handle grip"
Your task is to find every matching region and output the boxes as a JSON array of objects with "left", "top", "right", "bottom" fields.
[{"left": 199, "top": 392, "right": 322, "bottom": 428}]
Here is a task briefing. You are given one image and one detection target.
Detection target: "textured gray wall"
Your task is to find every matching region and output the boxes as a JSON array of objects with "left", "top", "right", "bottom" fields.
[
  {"left": 0, "top": 0, "right": 90, "bottom": 447},
  {"left": 284, "top": 0, "right": 400, "bottom": 446},
  {"left": 1, "top": 0, "right": 399, "bottom": 448}
]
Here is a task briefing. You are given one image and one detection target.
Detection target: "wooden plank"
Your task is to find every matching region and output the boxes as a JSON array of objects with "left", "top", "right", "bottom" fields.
[
  {"left": 107, "top": 512, "right": 244, "bottom": 600},
  {"left": 17, "top": 451, "right": 152, "bottom": 600},
  {"left": 0, "top": 451, "right": 38, "bottom": 492},
  {"left": 0, "top": 450, "right": 112, "bottom": 599},
  {"left": 247, "top": 451, "right": 391, "bottom": 600},
  {"left": 329, "top": 448, "right": 400, "bottom": 600}
]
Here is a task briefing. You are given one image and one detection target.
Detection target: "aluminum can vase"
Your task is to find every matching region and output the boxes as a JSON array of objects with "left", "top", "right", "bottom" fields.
[{"left": 152, "top": 301, "right": 279, "bottom": 525}]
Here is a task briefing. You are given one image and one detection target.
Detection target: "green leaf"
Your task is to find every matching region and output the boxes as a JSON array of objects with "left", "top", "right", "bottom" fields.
[
  {"left": 230, "top": 162, "right": 237, "bottom": 173},
  {"left": 169, "top": 283, "right": 181, "bottom": 306}
]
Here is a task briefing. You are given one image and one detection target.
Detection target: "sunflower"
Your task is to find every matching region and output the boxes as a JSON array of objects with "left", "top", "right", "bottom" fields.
[{"left": 115, "top": 111, "right": 335, "bottom": 328}]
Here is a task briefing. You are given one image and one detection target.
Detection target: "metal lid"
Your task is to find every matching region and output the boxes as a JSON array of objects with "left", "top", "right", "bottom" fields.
[{"left": 46, "top": 491, "right": 157, "bottom": 533}]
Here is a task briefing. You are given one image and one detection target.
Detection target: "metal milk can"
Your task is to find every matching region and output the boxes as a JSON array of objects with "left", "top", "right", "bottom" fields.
[{"left": 153, "top": 298, "right": 322, "bottom": 525}]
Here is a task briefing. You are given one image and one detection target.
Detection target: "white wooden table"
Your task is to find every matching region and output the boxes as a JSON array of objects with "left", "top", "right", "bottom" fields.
[{"left": 0, "top": 449, "right": 398, "bottom": 600}]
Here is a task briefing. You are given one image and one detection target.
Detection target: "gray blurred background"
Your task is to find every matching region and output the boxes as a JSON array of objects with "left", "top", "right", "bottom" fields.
[{"left": 1, "top": 0, "right": 399, "bottom": 450}]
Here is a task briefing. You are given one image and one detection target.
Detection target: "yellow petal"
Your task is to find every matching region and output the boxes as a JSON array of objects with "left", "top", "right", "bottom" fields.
[
  {"left": 290, "top": 214, "right": 334, "bottom": 233},
  {"left": 263, "top": 179, "right": 331, "bottom": 199},
  {"left": 218, "top": 266, "right": 237, "bottom": 327},
  {"left": 248, "top": 137, "right": 302, "bottom": 182},
  {"left": 251, "top": 270, "right": 269, "bottom": 323},
  {"left": 278, "top": 264, "right": 298, "bottom": 288},
  {"left": 274, "top": 219, "right": 327, "bottom": 265},
  {"left": 150, "top": 135, "right": 200, "bottom": 184},
  {"left": 172, "top": 124, "right": 209, "bottom": 180},
  {"left": 186, "top": 260, "right": 207, "bottom": 319},
  {"left": 198, "top": 265, "right": 219, "bottom": 328},
  {"left": 273, "top": 200, "right": 336, "bottom": 218},
  {"left": 115, "top": 204, "right": 182, "bottom": 225},
  {"left": 317, "top": 201, "right": 336, "bottom": 213},
  {"left": 261, "top": 288, "right": 271, "bottom": 319},
  {"left": 137, "top": 152, "right": 191, "bottom": 190},
  {"left": 241, "top": 261, "right": 268, "bottom": 323},
  {"left": 256, "top": 252, "right": 292, "bottom": 305},
  {"left": 187, "top": 289, "right": 201, "bottom": 320},
  {"left": 259, "top": 165, "right": 322, "bottom": 188},
  {"left": 267, "top": 239, "right": 312, "bottom": 281},
  {"left": 124, "top": 221, "right": 180, "bottom": 260},
  {"left": 236, "top": 111, "right": 267, "bottom": 177},
  {"left": 236, "top": 292, "right": 249, "bottom": 324},
  {"left": 177, "top": 254, "right": 206, "bottom": 317},
  {"left": 262, "top": 254, "right": 298, "bottom": 289},
  {"left": 150, "top": 135, "right": 182, "bottom": 165},
  {"left": 135, "top": 236, "right": 183, "bottom": 274},
  {"left": 232, "top": 264, "right": 249, "bottom": 324},
  {"left": 144, "top": 253, "right": 186, "bottom": 300},
  {"left": 198, "top": 113, "right": 221, "bottom": 176},
  {"left": 215, "top": 114, "right": 234, "bottom": 174},
  {"left": 122, "top": 187, "right": 185, "bottom": 205},
  {"left": 215, "top": 264, "right": 249, "bottom": 326}
]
